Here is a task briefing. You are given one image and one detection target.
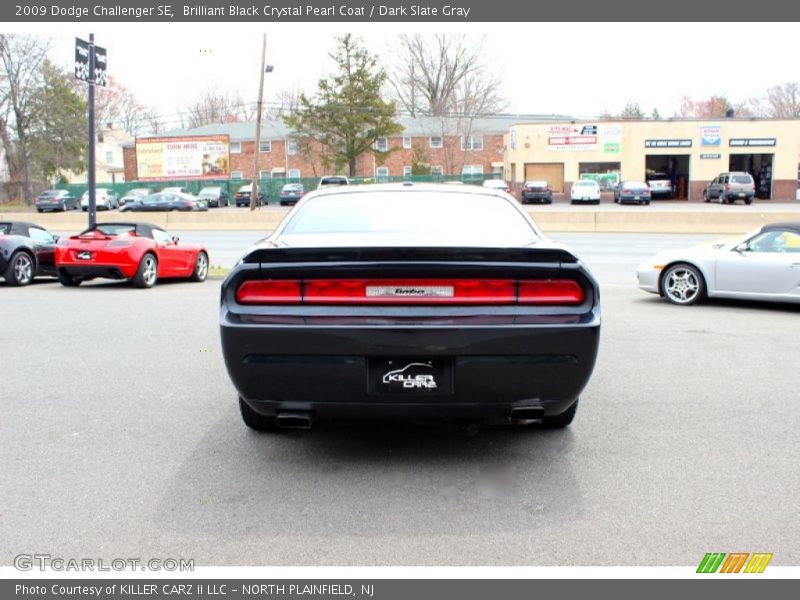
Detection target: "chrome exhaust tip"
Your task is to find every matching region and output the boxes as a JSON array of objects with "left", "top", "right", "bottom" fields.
[
  {"left": 276, "top": 412, "right": 314, "bottom": 430},
  {"left": 508, "top": 406, "right": 545, "bottom": 424}
]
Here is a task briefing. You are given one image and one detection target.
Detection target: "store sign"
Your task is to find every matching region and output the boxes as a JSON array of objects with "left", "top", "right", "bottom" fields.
[
  {"left": 548, "top": 135, "right": 597, "bottom": 151},
  {"left": 136, "top": 136, "right": 230, "bottom": 180},
  {"left": 645, "top": 139, "right": 692, "bottom": 148},
  {"left": 701, "top": 153, "right": 721, "bottom": 159},
  {"left": 604, "top": 143, "right": 620, "bottom": 153},
  {"left": 602, "top": 125, "right": 622, "bottom": 153},
  {"left": 701, "top": 126, "right": 721, "bottom": 146},
  {"left": 729, "top": 138, "right": 776, "bottom": 147}
]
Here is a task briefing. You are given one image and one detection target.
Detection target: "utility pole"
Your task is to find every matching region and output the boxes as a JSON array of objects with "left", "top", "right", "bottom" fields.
[
  {"left": 87, "top": 33, "right": 97, "bottom": 227},
  {"left": 250, "top": 34, "right": 267, "bottom": 211}
]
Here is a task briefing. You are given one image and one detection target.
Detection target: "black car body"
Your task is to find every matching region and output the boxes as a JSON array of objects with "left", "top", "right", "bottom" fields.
[
  {"left": 198, "top": 186, "right": 229, "bottom": 208},
  {"left": 0, "top": 221, "right": 59, "bottom": 286},
  {"left": 120, "top": 192, "right": 208, "bottom": 212},
  {"left": 220, "top": 184, "right": 601, "bottom": 431},
  {"left": 35, "top": 190, "right": 78, "bottom": 212},
  {"left": 279, "top": 183, "right": 305, "bottom": 206},
  {"left": 235, "top": 185, "right": 266, "bottom": 207},
  {"left": 521, "top": 181, "right": 553, "bottom": 204}
]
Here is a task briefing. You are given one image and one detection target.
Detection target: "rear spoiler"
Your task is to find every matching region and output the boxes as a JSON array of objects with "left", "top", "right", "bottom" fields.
[{"left": 241, "top": 246, "right": 579, "bottom": 265}]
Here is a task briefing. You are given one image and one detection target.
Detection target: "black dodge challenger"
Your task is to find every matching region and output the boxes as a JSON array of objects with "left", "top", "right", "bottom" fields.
[{"left": 220, "top": 184, "right": 601, "bottom": 431}]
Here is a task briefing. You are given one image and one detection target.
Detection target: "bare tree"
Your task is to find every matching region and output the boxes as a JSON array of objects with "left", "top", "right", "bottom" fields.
[
  {"left": 757, "top": 82, "right": 800, "bottom": 118},
  {"left": 183, "top": 89, "right": 253, "bottom": 128},
  {"left": 674, "top": 94, "right": 753, "bottom": 118},
  {"left": 388, "top": 34, "right": 505, "bottom": 117},
  {"left": 0, "top": 34, "right": 52, "bottom": 203},
  {"left": 268, "top": 86, "right": 304, "bottom": 120}
]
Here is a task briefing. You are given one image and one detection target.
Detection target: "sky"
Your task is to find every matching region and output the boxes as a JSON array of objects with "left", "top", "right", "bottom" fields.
[{"left": 19, "top": 22, "right": 800, "bottom": 128}]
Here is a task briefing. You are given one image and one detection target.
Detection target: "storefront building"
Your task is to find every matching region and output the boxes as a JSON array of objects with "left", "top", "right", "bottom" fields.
[{"left": 504, "top": 119, "right": 800, "bottom": 201}]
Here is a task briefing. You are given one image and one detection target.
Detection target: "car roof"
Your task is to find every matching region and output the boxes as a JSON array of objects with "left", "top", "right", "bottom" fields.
[
  {"left": 761, "top": 222, "right": 800, "bottom": 233},
  {"left": 0, "top": 221, "right": 44, "bottom": 233},
  {"left": 83, "top": 221, "right": 164, "bottom": 238}
]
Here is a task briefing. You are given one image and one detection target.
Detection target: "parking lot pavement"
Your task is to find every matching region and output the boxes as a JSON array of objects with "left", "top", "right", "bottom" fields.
[{"left": 1, "top": 270, "right": 798, "bottom": 567}]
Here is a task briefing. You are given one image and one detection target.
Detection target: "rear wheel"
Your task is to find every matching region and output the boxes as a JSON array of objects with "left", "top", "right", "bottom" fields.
[
  {"left": 660, "top": 263, "right": 705, "bottom": 305},
  {"left": 541, "top": 400, "right": 578, "bottom": 429},
  {"left": 4, "top": 251, "right": 34, "bottom": 286},
  {"left": 132, "top": 253, "right": 158, "bottom": 288},
  {"left": 745, "top": 196, "right": 753, "bottom": 205},
  {"left": 239, "top": 397, "right": 279, "bottom": 431},
  {"left": 190, "top": 251, "right": 208, "bottom": 282}
]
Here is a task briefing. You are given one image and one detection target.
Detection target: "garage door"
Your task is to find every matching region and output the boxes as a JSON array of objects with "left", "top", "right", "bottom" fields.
[{"left": 524, "top": 163, "right": 565, "bottom": 192}]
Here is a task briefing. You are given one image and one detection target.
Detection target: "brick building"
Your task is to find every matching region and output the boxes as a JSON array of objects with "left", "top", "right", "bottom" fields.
[{"left": 122, "top": 115, "right": 564, "bottom": 184}]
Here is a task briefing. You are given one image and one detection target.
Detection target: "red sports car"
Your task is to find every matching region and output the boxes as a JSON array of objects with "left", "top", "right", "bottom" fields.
[{"left": 56, "top": 222, "right": 209, "bottom": 288}]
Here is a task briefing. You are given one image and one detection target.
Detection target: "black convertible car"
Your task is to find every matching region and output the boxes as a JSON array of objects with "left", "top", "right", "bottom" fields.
[
  {"left": 0, "top": 221, "right": 59, "bottom": 286},
  {"left": 220, "top": 184, "right": 601, "bottom": 431}
]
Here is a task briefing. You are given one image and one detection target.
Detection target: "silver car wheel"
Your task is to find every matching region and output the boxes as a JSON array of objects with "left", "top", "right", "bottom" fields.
[
  {"left": 13, "top": 253, "right": 33, "bottom": 285},
  {"left": 143, "top": 256, "right": 157, "bottom": 287},
  {"left": 196, "top": 253, "right": 208, "bottom": 281},
  {"left": 664, "top": 267, "right": 700, "bottom": 304}
]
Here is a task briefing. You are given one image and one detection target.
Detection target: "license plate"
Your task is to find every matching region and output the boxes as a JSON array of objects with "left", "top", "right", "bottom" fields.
[
  {"left": 77, "top": 251, "right": 92, "bottom": 260},
  {"left": 738, "top": 193, "right": 745, "bottom": 197},
  {"left": 368, "top": 358, "right": 453, "bottom": 396},
  {"left": 634, "top": 196, "right": 641, "bottom": 200}
]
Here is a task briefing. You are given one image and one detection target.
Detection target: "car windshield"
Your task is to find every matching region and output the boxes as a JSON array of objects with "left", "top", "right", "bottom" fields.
[
  {"left": 40, "top": 191, "right": 61, "bottom": 197},
  {"left": 199, "top": 187, "right": 220, "bottom": 194},
  {"left": 238, "top": 186, "right": 252, "bottom": 192},
  {"left": 732, "top": 175, "right": 752, "bottom": 183},
  {"left": 574, "top": 181, "right": 596, "bottom": 187},
  {"left": 282, "top": 184, "right": 303, "bottom": 191},
  {"left": 282, "top": 190, "right": 538, "bottom": 244}
]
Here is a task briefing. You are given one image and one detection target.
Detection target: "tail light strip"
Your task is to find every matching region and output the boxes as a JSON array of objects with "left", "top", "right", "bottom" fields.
[{"left": 236, "top": 278, "right": 584, "bottom": 306}]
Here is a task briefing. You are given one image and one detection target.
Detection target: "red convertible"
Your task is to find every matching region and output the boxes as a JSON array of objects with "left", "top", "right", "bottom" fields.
[{"left": 56, "top": 222, "right": 209, "bottom": 288}]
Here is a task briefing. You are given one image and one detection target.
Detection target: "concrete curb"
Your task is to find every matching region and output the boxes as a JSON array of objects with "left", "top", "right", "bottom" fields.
[{"left": 3, "top": 206, "right": 799, "bottom": 234}]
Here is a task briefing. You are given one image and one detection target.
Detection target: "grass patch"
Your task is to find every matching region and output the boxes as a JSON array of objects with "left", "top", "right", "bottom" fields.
[
  {"left": 208, "top": 265, "right": 231, "bottom": 278},
  {"left": 0, "top": 202, "right": 33, "bottom": 213}
]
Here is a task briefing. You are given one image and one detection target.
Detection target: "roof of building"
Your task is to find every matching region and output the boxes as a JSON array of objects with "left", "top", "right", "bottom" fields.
[{"left": 124, "top": 113, "right": 573, "bottom": 147}]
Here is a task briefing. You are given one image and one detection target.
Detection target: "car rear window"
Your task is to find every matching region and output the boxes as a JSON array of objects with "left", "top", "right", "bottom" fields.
[
  {"left": 95, "top": 225, "right": 135, "bottom": 236},
  {"left": 320, "top": 177, "right": 348, "bottom": 185},
  {"left": 282, "top": 191, "right": 538, "bottom": 243},
  {"left": 40, "top": 191, "right": 60, "bottom": 197},
  {"left": 732, "top": 175, "right": 752, "bottom": 184}
]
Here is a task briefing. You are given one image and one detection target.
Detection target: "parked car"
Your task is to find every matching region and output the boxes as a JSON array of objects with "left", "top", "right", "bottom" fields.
[
  {"left": 220, "top": 183, "right": 600, "bottom": 431},
  {"left": 318, "top": 175, "right": 349, "bottom": 188},
  {"left": 521, "top": 181, "right": 553, "bottom": 204},
  {"left": 570, "top": 180, "right": 601, "bottom": 204},
  {"left": 614, "top": 181, "right": 651, "bottom": 205},
  {"left": 120, "top": 192, "right": 208, "bottom": 212},
  {"left": 81, "top": 189, "right": 119, "bottom": 211},
  {"left": 646, "top": 174, "right": 673, "bottom": 199},
  {"left": 482, "top": 179, "right": 512, "bottom": 193},
  {"left": 197, "top": 186, "right": 229, "bottom": 208},
  {"left": 279, "top": 183, "right": 305, "bottom": 206},
  {"left": 703, "top": 172, "right": 755, "bottom": 204},
  {"left": 35, "top": 190, "right": 78, "bottom": 212},
  {"left": 637, "top": 222, "right": 800, "bottom": 306},
  {"left": 0, "top": 221, "right": 60, "bottom": 286},
  {"left": 56, "top": 222, "right": 209, "bottom": 288},
  {"left": 119, "top": 188, "right": 154, "bottom": 206},
  {"left": 235, "top": 185, "right": 266, "bottom": 207}
]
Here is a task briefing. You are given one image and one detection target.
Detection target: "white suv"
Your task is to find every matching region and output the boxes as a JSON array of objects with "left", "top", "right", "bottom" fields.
[
  {"left": 81, "top": 188, "right": 119, "bottom": 211},
  {"left": 570, "top": 180, "right": 601, "bottom": 205}
]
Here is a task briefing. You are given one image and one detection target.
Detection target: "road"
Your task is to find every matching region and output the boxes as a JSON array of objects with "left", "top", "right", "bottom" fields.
[{"left": 1, "top": 233, "right": 798, "bottom": 566}]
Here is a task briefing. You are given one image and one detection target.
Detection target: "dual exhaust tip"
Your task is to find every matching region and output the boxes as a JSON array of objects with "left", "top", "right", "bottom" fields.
[{"left": 275, "top": 407, "right": 544, "bottom": 429}]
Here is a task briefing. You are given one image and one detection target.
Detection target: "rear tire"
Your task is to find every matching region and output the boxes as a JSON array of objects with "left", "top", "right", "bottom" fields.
[
  {"left": 239, "top": 397, "right": 279, "bottom": 431},
  {"left": 745, "top": 197, "right": 753, "bottom": 205},
  {"left": 541, "top": 400, "right": 578, "bottom": 429},
  {"left": 4, "top": 251, "right": 34, "bottom": 286},
  {"left": 132, "top": 253, "right": 158, "bottom": 288}
]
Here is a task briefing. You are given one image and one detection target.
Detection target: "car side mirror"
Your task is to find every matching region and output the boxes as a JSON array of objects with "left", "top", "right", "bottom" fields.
[
  {"left": 734, "top": 243, "right": 749, "bottom": 253},
  {"left": 52, "top": 234, "right": 60, "bottom": 243},
  {"left": 172, "top": 235, "right": 180, "bottom": 244}
]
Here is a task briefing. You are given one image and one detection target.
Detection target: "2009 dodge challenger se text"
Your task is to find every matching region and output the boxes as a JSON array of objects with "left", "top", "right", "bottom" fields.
[{"left": 220, "top": 184, "right": 601, "bottom": 431}]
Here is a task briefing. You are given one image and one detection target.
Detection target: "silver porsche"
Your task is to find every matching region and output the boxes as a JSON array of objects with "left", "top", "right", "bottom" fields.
[{"left": 637, "top": 222, "right": 800, "bottom": 305}]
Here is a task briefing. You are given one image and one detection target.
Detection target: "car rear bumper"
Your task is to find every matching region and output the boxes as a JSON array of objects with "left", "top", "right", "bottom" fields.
[
  {"left": 58, "top": 264, "right": 133, "bottom": 279},
  {"left": 522, "top": 192, "right": 551, "bottom": 203},
  {"left": 221, "top": 313, "right": 600, "bottom": 420},
  {"left": 619, "top": 195, "right": 650, "bottom": 203}
]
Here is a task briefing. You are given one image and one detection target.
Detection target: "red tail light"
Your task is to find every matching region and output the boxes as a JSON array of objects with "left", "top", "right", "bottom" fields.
[
  {"left": 236, "top": 279, "right": 584, "bottom": 305},
  {"left": 623, "top": 189, "right": 631, "bottom": 194},
  {"left": 725, "top": 184, "right": 730, "bottom": 191}
]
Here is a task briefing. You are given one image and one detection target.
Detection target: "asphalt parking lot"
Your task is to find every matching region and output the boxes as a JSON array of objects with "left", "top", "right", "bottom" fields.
[{"left": 1, "top": 235, "right": 799, "bottom": 566}]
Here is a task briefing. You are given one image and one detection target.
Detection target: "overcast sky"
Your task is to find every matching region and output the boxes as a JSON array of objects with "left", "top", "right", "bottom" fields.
[{"left": 21, "top": 22, "right": 800, "bottom": 127}]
